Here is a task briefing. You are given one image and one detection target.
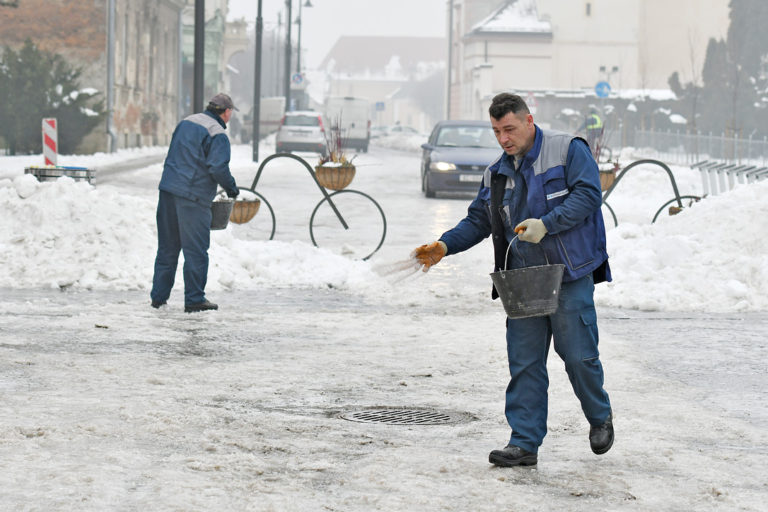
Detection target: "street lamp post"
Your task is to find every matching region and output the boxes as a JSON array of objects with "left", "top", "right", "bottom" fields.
[
  {"left": 193, "top": 0, "right": 205, "bottom": 113},
  {"left": 296, "top": 0, "right": 313, "bottom": 74},
  {"left": 283, "top": 0, "right": 292, "bottom": 112},
  {"left": 599, "top": 65, "right": 619, "bottom": 86},
  {"left": 252, "top": 0, "right": 264, "bottom": 161}
]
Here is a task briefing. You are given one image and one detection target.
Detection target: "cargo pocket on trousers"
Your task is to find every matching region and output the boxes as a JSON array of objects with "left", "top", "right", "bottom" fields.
[{"left": 579, "top": 308, "right": 599, "bottom": 361}]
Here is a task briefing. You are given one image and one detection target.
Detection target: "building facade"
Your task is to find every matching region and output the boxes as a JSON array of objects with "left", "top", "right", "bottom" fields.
[
  {"left": 0, "top": 0, "right": 248, "bottom": 153},
  {"left": 448, "top": 0, "right": 729, "bottom": 120},
  {"left": 318, "top": 36, "right": 446, "bottom": 132}
]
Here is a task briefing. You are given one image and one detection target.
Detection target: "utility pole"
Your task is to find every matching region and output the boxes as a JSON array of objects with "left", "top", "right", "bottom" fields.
[
  {"left": 283, "top": 0, "right": 292, "bottom": 113},
  {"left": 106, "top": 0, "right": 116, "bottom": 152},
  {"left": 252, "top": 0, "right": 264, "bottom": 161},
  {"left": 193, "top": 0, "right": 205, "bottom": 113},
  {"left": 446, "top": 0, "right": 454, "bottom": 120}
]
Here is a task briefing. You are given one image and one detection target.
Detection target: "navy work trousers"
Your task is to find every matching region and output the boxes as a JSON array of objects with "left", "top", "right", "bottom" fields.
[
  {"left": 504, "top": 273, "right": 611, "bottom": 453},
  {"left": 151, "top": 190, "right": 211, "bottom": 305}
]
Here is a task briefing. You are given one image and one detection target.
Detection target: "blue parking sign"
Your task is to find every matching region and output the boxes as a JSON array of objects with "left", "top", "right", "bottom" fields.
[{"left": 375, "top": 101, "right": 385, "bottom": 111}]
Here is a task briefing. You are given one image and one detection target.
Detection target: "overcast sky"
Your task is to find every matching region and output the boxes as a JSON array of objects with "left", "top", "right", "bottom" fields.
[{"left": 227, "top": 0, "right": 447, "bottom": 68}]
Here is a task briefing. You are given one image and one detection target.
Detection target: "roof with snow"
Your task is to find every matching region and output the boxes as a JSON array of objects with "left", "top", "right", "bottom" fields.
[
  {"left": 469, "top": 0, "right": 551, "bottom": 36},
  {"left": 319, "top": 36, "right": 446, "bottom": 74}
]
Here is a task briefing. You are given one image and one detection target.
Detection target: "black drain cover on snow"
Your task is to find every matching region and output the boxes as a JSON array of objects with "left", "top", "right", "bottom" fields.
[{"left": 340, "top": 407, "right": 469, "bottom": 425}]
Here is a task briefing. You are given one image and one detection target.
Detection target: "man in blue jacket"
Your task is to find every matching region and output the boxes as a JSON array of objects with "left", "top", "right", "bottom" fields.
[
  {"left": 150, "top": 93, "right": 240, "bottom": 313},
  {"left": 412, "top": 93, "right": 613, "bottom": 466}
]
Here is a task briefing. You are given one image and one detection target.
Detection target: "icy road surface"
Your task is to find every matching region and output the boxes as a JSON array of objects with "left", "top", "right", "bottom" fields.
[
  {"left": 0, "top": 287, "right": 766, "bottom": 511},
  {"left": 1, "top": 142, "right": 767, "bottom": 510}
]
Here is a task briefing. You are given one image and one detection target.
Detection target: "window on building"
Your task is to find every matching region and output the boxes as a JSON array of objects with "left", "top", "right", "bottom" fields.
[
  {"left": 586, "top": 2, "right": 591, "bottom": 16},
  {"left": 134, "top": 12, "right": 141, "bottom": 89},
  {"left": 148, "top": 27, "right": 155, "bottom": 95},
  {"left": 122, "top": 13, "right": 129, "bottom": 84}
]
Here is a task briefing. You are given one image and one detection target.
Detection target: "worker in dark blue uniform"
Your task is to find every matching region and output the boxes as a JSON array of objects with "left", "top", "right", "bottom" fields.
[
  {"left": 412, "top": 93, "right": 614, "bottom": 467},
  {"left": 150, "top": 93, "right": 240, "bottom": 313}
]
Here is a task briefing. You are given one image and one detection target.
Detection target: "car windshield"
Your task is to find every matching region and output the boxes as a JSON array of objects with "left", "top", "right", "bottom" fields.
[
  {"left": 284, "top": 115, "right": 320, "bottom": 127},
  {"left": 436, "top": 126, "right": 497, "bottom": 148}
]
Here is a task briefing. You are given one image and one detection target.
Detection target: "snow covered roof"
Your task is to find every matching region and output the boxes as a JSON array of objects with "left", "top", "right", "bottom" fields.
[
  {"left": 469, "top": 0, "right": 551, "bottom": 36},
  {"left": 319, "top": 36, "right": 446, "bottom": 75}
]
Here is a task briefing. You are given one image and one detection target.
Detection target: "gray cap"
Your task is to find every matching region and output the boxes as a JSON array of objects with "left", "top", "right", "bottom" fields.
[{"left": 208, "top": 93, "right": 238, "bottom": 111}]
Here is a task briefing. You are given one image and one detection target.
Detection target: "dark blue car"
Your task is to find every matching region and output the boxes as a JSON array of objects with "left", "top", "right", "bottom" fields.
[{"left": 420, "top": 120, "right": 501, "bottom": 197}]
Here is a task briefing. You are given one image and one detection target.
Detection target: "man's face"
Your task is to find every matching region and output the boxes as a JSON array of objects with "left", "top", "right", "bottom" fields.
[
  {"left": 491, "top": 111, "right": 535, "bottom": 157},
  {"left": 221, "top": 108, "right": 233, "bottom": 124}
]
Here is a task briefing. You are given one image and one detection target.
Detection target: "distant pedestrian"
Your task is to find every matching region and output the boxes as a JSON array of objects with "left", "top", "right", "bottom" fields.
[
  {"left": 412, "top": 93, "right": 614, "bottom": 467},
  {"left": 150, "top": 93, "right": 240, "bottom": 313},
  {"left": 579, "top": 107, "right": 603, "bottom": 154}
]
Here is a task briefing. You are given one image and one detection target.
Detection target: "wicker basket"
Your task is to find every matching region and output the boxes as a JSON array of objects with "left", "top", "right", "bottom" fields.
[
  {"left": 229, "top": 199, "right": 261, "bottom": 224},
  {"left": 599, "top": 169, "right": 616, "bottom": 191},
  {"left": 315, "top": 164, "right": 356, "bottom": 190}
]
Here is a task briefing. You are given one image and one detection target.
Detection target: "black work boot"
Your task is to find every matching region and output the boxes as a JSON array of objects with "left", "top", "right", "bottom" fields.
[
  {"left": 489, "top": 445, "right": 538, "bottom": 467},
  {"left": 589, "top": 412, "right": 614, "bottom": 454},
  {"left": 151, "top": 300, "right": 167, "bottom": 309},
  {"left": 184, "top": 300, "right": 219, "bottom": 313}
]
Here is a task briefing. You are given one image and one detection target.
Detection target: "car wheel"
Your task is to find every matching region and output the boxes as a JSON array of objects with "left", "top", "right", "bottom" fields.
[{"left": 424, "top": 173, "right": 435, "bottom": 198}]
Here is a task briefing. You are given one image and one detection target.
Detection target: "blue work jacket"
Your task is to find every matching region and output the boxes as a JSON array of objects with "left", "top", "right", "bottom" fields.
[
  {"left": 439, "top": 125, "right": 611, "bottom": 285},
  {"left": 159, "top": 109, "right": 237, "bottom": 204}
]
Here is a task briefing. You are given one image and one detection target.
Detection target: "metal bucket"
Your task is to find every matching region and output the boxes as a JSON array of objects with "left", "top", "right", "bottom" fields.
[
  {"left": 211, "top": 199, "right": 234, "bottom": 230},
  {"left": 490, "top": 236, "right": 565, "bottom": 319}
]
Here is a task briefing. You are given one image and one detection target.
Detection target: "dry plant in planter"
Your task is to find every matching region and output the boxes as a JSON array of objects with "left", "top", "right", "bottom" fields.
[{"left": 315, "top": 116, "right": 357, "bottom": 190}]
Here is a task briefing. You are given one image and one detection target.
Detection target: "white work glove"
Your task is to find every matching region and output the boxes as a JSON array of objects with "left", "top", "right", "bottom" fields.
[{"left": 515, "top": 218, "right": 547, "bottom": 243}]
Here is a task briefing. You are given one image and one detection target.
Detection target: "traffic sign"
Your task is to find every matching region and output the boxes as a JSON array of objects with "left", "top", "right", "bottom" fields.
[
  {"left": 375, "top": 101, "right": 385, "bottom": 111},
  {"left": 291, "top": 73, "right": 304, "bottom": 85},
  {"left": 595, "top": 81, "right": 611, "bottom": 98}
]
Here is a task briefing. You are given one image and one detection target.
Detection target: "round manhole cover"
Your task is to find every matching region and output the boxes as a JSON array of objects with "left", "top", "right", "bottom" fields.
[{"left": 340, "top": 407, "right": 471, "bottom": 425}]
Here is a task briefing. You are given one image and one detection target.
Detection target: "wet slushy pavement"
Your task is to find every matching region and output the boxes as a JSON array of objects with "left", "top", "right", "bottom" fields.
[{"left": 1, "top": 286, "right": 766, "bottom": 510}]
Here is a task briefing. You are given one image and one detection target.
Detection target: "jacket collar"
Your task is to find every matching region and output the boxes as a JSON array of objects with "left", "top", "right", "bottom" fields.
[{"left": 204, "top": 109, "right": 227, "bottom": 129}]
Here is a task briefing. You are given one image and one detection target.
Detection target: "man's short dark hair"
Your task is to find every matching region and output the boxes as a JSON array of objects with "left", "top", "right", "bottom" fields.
[
  {"left": 207, "top": 103, "right": 227, "bottom": 116},
  {"left": 489, "top": 93, "right": 530, "bottom": 120}
]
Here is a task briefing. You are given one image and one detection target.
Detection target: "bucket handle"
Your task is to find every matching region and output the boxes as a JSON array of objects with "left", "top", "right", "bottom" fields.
[{"left": 503, "top": 235, "right": 551, "bottom": 270}]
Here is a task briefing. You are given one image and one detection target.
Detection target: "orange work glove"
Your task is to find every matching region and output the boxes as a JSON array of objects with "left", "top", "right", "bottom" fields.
[{"left": 411, "top": 241, "right": 447, "bottom": 272}]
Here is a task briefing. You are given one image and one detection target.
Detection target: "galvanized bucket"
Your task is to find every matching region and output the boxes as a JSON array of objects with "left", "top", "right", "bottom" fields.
[
  {"left": 490, "top": 236, "right": 565, "bottom": 319},
  {"left": 211, "top": 199, "right": 234, "bottom": 230}
]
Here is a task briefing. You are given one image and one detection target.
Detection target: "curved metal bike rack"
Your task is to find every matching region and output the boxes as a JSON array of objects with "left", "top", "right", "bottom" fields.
[
  {"left": 242, "top": 152, "right": 387, "bottom": 260},
  {"left": 601, "top": 158, "right": 700, "bottom": 227},
  {"left": 310, "top": 189, "right": 387, "bottom": 261}
]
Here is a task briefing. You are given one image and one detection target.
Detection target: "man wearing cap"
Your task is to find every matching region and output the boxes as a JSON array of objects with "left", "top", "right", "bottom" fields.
[{"left": 150, "top": 93, "right": 240, "bottom": 313}]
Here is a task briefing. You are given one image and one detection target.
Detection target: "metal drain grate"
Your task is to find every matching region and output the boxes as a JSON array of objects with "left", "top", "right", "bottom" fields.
[{"left": 340, "top": 407, "right": 468, "bottom": 425}]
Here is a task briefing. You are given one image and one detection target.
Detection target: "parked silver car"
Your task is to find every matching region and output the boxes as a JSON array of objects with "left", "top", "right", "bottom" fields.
[{"left": 275, "top": 111, "right": 327, "bottom": 156}]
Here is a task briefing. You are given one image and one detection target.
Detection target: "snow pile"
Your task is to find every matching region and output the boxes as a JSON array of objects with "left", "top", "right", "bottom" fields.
[
  {"left": 1, "top": 154, "right": 767, "bottom": 313},
  {"left": 598, "top": 181, "right": 768, "bottom": 311},
  {"left": 0, "top": 175, "right": 378, "bottom": 293},
  {"left": 0, "top": 175, "right": 158, "bottom": 290}
]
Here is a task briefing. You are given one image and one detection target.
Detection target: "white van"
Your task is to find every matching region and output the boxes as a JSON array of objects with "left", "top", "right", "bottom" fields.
[{"left": 323, "top": 96, "right": 371, "bottom": 152}]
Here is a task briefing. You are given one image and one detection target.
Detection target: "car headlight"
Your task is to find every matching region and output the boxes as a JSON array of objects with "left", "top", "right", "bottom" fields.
[{"left": 429, "top": 161, "right": 457, "bottom": 172}]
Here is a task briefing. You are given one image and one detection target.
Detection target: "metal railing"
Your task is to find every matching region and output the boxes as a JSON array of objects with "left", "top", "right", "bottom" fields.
[{"left": 632, "top": 129, "right": 768, "bottom": 167}]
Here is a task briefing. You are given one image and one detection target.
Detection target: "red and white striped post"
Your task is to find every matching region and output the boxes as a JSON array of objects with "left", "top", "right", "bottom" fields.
[{"left": 42, "top": 118, "right": 57, "bottom": 166}]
